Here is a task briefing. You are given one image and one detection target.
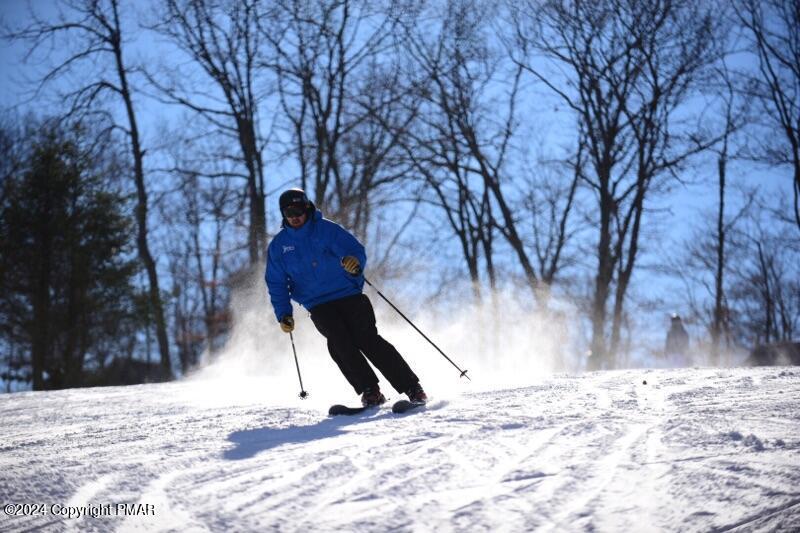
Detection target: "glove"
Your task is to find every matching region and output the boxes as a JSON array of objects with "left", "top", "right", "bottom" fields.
[
  {"left": 280, "top": 315, "right": 294, "bottom": 333},
  {"left": 341, "top": 256, "right": 361, "bottom": 275}
]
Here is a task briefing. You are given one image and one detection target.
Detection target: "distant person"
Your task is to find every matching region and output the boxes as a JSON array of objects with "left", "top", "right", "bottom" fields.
[
  {"left": 665, "top": 314, "right": 690, "bottom": 365},
  {"left": 265, "top": 188, "right": 427, "bottom": 407}
]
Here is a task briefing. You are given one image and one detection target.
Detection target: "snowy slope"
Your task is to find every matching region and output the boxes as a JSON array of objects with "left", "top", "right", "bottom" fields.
[{"left": 1, "top": 367, "right": 799, "bottom": 532}]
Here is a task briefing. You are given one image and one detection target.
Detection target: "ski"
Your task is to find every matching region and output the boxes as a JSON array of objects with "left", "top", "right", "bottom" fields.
[
  {"left": 328, "top": 400, "right": 427, "bottom": 415},
  {"left": 328, "top": 404, "right": 376, "bottom": 416},
  {"left": 392, "top": 400, "right": 426, "bottom": 414}
]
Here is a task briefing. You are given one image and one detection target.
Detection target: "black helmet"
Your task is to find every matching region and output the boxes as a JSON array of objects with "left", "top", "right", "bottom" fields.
[
  {"left": 279, "top": 188, "right": 310, "bottom": 212},
  {"left": 278, "top": 188, "right": 314, "bottom": 223}
]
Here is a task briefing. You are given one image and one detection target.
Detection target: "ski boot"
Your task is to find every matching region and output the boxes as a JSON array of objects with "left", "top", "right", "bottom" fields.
[
  {"left": 361, "top": 386, "right": 386, "bottom": 407},
  {"left": 406, "top": 382, "right": 427, "bottom": 404}
]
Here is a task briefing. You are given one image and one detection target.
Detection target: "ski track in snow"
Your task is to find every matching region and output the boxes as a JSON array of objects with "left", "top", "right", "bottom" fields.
[{"left": 1, "top": 367, "right": 799, "bottom": 532}]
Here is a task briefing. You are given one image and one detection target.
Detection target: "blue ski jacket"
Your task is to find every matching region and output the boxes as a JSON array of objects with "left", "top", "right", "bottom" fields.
[{"left": 265, "top": 210, "right": 366, "bottom": 322}]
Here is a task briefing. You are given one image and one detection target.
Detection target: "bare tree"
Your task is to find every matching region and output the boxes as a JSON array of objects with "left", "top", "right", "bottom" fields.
[
  {"left": 170, "top": 249, "right": 204, "bottom": 375},
  {"left": 522, "top": 136, "right": 586, "bottom": 290},
  {"left": 735, "top": 0, "right": 800, "bottom": 232},
  {"left": 512, "top": 0, "right": 720, "bottom": 368},
  {"left": 148, "top": 0, "right": 269, "bottom": 264},
  {"left": 398, "top": 0, "right": 581, "bottom": 304},
  {"left": 7, "top": 0, "right": 172, "bottom": 377},
  {"left": 258, "top": 0, "right": 414, "bottom": 240},
  {"left": 728, "top": 215, "right": 800, "bottom": 346},
  {"left": 678, "top": 187, "right": 755, "bottom": 363},
  {"left": 167, "top": 169, "right": 235, "bottom": 372},
  {"left": 702, "top": 60, "right": 753, "bottom": 363},
  {"left": 394, "top": 2, "right": 497, "bottom": 299}
]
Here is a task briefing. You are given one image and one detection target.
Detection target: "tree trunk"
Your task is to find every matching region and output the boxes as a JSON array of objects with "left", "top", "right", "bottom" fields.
[
  {"left": 111, "top": 2, "right": 171, "bottom": 378},
  {"left": 755, "top": 242, "right": 773, "bottom": 344},
  {"left": 711, "top": 149, "right": 727, "bottom": 364},
  {"left": 794, "top": 161, "right": 800, "bottom": 232},
  {"left": 31, "top": 187, "right": 52, "bottom": 390},
  {"left": 589, "top": 186, "right": 615, "bottom": 370},
  {"left": 236, "top": 113, "right": 266, "bottom": 263},
  {"left": 610, "top": 175, "right": 647, "bottom": 358}
]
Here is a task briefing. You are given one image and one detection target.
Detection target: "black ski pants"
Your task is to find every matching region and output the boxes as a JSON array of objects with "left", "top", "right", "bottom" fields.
[{"left": 309, "top": 293, "right": 418, "bottom": 395}]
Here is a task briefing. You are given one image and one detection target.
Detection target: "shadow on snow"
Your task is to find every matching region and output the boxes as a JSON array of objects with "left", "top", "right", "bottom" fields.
[{"left": 223, "top": 410, "right": 390, "bottom": 460}]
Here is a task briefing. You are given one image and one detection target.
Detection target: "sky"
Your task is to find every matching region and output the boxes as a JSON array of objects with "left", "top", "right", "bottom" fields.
[
  {"left": 1, "top": 0, "right": 89, "bottom": 106},
  {"left": 1, "top": 1, "right": 36, "bottom": 105}
]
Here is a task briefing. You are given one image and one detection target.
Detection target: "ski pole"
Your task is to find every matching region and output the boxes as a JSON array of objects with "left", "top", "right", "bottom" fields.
[
  {"left": 289, "top": 331, "right": 309, "bottom": 398},
  {"left": 363, "top": 275, "right": 470, "bottom": 381}
]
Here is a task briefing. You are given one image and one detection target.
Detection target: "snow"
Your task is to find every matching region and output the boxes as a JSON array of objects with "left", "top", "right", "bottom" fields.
[{"left": 1, "top": 366, "right": 799, "bottom": 532}]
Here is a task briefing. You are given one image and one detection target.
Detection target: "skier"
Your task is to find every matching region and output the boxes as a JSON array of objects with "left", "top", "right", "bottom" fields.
[
  {"left": 665, "top": 313, "right": 690, "bottom": 366},
  {"left": 265, "top": 188, "right": 427, "bottom": 407}
]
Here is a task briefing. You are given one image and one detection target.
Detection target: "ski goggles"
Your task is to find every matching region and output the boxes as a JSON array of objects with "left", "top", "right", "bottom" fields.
[{"left": 283, "top": 206, "right": 306, "bottom": 218}]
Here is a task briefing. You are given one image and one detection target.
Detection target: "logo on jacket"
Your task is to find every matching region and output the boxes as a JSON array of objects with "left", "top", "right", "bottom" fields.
[{"left": 282, "top": 245, "right": 295, "bottom": 253}]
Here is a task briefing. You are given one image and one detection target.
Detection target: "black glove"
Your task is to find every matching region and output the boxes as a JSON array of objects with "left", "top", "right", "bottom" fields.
[{"left": 280, "top": 315, "right": 295, "bottom": 333}]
